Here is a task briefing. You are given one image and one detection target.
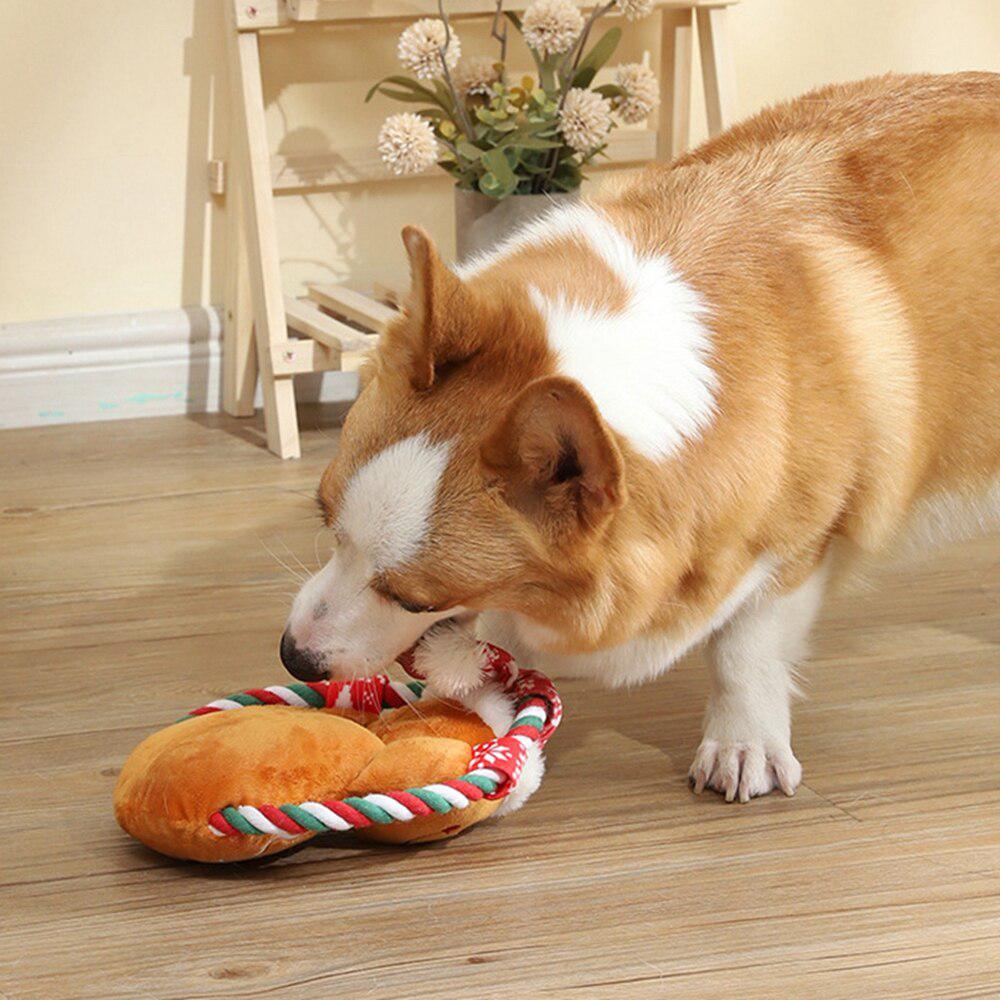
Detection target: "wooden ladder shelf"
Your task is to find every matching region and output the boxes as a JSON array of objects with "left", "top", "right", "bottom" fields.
[{"left": 219, "top": 0, "right": 739, "bottom": 458}]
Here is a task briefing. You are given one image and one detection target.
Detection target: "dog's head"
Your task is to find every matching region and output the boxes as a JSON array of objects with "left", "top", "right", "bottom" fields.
[{"left": 281, "top": 227, "right": 626, "bottom": 682}]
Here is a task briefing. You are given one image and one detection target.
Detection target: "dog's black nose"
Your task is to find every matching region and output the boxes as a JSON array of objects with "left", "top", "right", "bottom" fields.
[{"left": 279, "top": 629, "right": 327, "bottom": 681}]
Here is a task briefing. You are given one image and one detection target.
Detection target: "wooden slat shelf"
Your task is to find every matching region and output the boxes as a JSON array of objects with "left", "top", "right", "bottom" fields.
[
  {"left": 270, "top": 334, "right": 342, "bottom": 375},
  {"left": 223, "top": 0, "right": 739, "bottom": 457},
  {"left": 236, "top": 0, "right": 737, "bottom": 31},
  {"left": 209, "top": 127, "right": 656, "bottom": 194},
  {"left": 307, "top": 283, "right": 397, "bottom": 334},
  {"left": 284, "top": 295, "right": 376, "bottom": 353}
]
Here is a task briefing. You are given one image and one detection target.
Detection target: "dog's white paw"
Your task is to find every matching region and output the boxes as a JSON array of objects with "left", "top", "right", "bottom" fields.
[{"left": 688, "top": 738, "right": 801, "bottom": 802}]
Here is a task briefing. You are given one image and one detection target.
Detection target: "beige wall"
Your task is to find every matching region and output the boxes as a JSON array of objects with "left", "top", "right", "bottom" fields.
[{"left": 1, "top": 0, "right": 998, "bottom": 326}]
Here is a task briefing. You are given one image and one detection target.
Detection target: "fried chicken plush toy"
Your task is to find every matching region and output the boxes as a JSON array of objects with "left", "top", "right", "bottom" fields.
[{"left": 114, "top": 642, "right": 561, "bottom": 863}]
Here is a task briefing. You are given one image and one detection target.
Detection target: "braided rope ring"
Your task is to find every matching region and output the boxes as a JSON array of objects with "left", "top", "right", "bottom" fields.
[{"left": 178, "top": 643, "right": 562, "bottom": 839}]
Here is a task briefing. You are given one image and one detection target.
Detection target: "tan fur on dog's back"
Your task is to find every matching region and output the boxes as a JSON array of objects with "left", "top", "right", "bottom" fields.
[
  {"left": 671, "top": 72, "right": 1000, "bottom": 514},
  {"left": 751, "top": 73, "right": 1000, "bottom": 495},
  {"left": 595, "top": 72, "right": 1000, "bottom": 601}
]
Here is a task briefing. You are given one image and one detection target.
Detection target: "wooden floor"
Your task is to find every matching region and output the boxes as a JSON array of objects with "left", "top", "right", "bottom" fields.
[{"left": 1, "top": 409, "right": 998, "bottom": 999}]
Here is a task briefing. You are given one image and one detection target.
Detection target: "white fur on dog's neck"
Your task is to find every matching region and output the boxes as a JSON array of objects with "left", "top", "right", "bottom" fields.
[
  {"left": 479, "top": 556, "right": 780, "bottom": 688},
  {"left": 459, "top": 203, "right": 718, "bottom": 461}
]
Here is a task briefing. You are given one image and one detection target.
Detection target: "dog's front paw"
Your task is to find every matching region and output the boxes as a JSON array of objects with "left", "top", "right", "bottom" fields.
[{"left": 688, "top": 738, "right": 801, "bottom": 802}]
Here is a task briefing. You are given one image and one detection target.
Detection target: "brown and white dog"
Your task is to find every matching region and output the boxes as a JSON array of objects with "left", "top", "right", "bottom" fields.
[{"left": 282, "top": 73, "right": 1000, "bottom": 803}]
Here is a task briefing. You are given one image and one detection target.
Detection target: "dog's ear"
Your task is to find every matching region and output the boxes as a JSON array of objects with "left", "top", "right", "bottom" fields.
[
  {"left": 481, "top": 375, "right": 625, "bottom": 536},
  {"left": 390, "top": 226, "right": 476, "bottom": 391}
]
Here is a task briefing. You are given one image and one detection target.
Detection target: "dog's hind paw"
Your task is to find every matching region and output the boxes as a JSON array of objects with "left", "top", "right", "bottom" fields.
[{"left": 688, "top": 739, "right": 801, "bottom": 803}]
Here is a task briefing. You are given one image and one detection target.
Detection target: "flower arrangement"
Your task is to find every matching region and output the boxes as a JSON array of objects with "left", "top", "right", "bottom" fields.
[{"left": 367, "top": 0, "right": 659, "bottom": 198}]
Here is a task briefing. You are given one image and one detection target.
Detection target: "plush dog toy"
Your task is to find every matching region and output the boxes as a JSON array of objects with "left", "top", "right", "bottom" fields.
[{"left": 114, "top": 642, "right": 561, "bottom": 863}]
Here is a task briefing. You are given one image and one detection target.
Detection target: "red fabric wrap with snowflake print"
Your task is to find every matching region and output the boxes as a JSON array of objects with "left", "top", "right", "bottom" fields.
[
  {"left": 479, "top": 647, "right": 561, "bottom": 736},
  {"left": 468, "top": 736, "right": 529, "bottom": 798}
]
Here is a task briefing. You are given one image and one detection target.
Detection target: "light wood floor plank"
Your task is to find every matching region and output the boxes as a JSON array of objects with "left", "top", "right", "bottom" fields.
[{"left": 0, "top": 412, "right": 997, "bottom": 998}]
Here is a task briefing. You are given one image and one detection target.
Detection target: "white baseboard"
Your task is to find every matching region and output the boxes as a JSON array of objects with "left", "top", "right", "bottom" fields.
[{"left": 0, "top": 307, "right": 360, "bottom": 430}]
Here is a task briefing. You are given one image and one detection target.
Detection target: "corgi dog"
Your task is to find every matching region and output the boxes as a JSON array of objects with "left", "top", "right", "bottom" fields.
[{"left": 282, "top": 73, "right": 1000, "bottom": 803}]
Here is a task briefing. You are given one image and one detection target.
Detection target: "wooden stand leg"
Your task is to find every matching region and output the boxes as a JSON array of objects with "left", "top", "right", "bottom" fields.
[
  {"left": 227, "top": 25, "right": 300, "bottom": 459},
  {"left": 222, "top": 172, "right": 257, "bottom": 418},
  {"left": 657, "top": 7, "right": 694, "bottom": 160},
  {"left": 697, "top": 5, "right": 738, "bottom": 137}
]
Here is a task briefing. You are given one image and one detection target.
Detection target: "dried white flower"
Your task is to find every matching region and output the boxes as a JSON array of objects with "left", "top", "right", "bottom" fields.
[
  {"left": 378, "top": 113, "right": 439, "bottom": 175},
  {"left": 451, "top": 55, "right": 501, "bottom": 98},
  {"left": 614, "top": 62, "right": 659, "bottom": 124},
  {"left": 559, "top": 87, "right": 613, "bottom": 153},
  {"left": 397, "top": 18, "right": 461, "bottom": 80},
  {"left": 615, "top": 0, "right": 655, "bottom": 21},
  {"left": 522, "top": 0, "right": 584, "bottom": 58}
]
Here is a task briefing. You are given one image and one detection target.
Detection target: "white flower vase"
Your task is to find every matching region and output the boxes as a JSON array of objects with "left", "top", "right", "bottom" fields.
[{"left": 454, "top": 188, "right": 581, "bottom": 263}]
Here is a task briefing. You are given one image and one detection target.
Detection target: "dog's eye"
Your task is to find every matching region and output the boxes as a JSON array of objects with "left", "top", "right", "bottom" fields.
[
  {"left": 314, "top": 490, "right": 334, "bottom": 527},
  {"left": 394, "top": 595, "right": 436, "bottom": 615},
  {"left": 372, "top": 578, "right": 439, "bottom": 614}
]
